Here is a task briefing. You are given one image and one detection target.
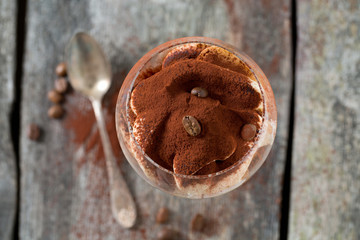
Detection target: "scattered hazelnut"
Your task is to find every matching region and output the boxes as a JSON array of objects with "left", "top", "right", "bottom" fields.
[
  {"left": 48, "top": 90, "right": 64, "bottom": 103},
  {"left": 157, "top": 228, "right": 181, "bottom": 240},
  {"left": 54, "top": 77, "right": 68, "bottom": 93},
  {"left": 48, "top": 104, "right": 64, "bottom": 119},
  {"left": 55, "top": 62, "right": 67, "bottom": 77},
  {"left": 191, "top": 213, "right": 205, "bottom": 232},
  {"left": 27, "top": 123, "right": 41, "bottom": 141},
  {"left": 156, "top": 207, "right": 169, "bottom": 224}
]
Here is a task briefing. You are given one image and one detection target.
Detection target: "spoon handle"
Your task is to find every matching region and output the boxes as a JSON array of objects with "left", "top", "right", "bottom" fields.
[{"left": 91, "top": 99, "right": 137, "bottom": 228}]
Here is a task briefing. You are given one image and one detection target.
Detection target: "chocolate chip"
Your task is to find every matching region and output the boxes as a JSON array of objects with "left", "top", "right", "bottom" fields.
[
  {"left": 55, "top": 77, "right": 68, "bottom": 93},
  {"left": 191, "top": 87, "right": 208, "bottom": 98},
  {"left": 182, "top": 116, "right": 201, "bottom": 137},
  {"left": 157, "top": 228, "right": 181, "bottom": 240},
  {"left": 48, "top": 104, "right": 64, "bottom": 119},
  {"left": 241, "top": 124, "right": 257, "bottom": 141},
  {"left": 27, "top": 123, "right": 41, "bottom": 141},
  {"left": 156, "top": 207, "right": 169, "bottom": 224},
  {"left": 47, "top": 90, "right": 64, "bottom": 103},
  {"left": 55, "top": 62, "right": 67, "bottom": 77},
  {"left": 191, "top": 213, "right": 205, "bottom": 232}
]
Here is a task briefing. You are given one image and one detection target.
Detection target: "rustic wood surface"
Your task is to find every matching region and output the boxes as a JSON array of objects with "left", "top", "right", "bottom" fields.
[
  {"left": 0, "top": 0, "right": 17, "bottom": 240},
  {"left": 289, "top": 0, "right": 360, "bottom": 239},
  {"left": 18, "top": 0, "right": 292, "bottom": 239},
  {"left": 1, "top": 0, "right": 359, "bottom": 239}
]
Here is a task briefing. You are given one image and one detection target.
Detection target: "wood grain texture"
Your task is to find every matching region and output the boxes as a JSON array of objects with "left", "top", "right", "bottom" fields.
[
  {"left": 20, "top": 0, "right": 291, "bottom": 239},
  {"left": 0, "top": 0, "right": 17, "bottom": 239},
  {"left": 290, "top": 1, "right": 360, "bottom": 239}
]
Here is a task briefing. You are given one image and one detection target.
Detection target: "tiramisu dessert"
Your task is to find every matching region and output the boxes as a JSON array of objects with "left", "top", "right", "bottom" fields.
[{"left": 116, "top": 37, "right": 277, "bottom": 198}]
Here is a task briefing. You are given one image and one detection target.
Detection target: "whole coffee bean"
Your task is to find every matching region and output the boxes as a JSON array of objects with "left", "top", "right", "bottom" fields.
[
  {"left": 241, "top": 124, "right": 257, "bottom": 141},
  {"left": 182, "top": 116, "right": 201, "bottom": 136},
  {"left": 157, "top": 228, "right": 181, "bottom": 240},
  {"left": 48, "top": 104, "right": 64, "bottom": 119},
  {"left": 48, "top": 90, "right": 64, "bottom": 103},
  {"left": 191, "top": 213, "right": 205, "bottom": 232},
  {"left": 55, "top": 77, "right": 68, "bottom": 93},
  {"left": 156, "top": 207, "right": 169, "bottom": 224},
  {"left": 55, "top": 62, "right": 67, "bottom": 77},
  {"left": 27, "top": 123, "right": 41, "bottom": 141},
  {"left": 191, "top": 87, "right": 208, "bottom": 98}
]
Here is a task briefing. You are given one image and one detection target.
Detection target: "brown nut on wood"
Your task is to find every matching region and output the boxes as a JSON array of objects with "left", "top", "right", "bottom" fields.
[
  {"left": 48, "top": 90, "right": 64, "bottom": 103},
  {"left": 27, "top": 123, "right": 41, "bottom": 141},
  {"left": 48, "top": 104, "right": 64, "bottom": 119},
  {"left": 156, "top": 207, "right": 169, "bottom": 224},
  {"left": 157, "top": 228, "right": 181, "bottom": 240},
  {"left": 55, "top": 62, "right": 67, "bottom": 77},
  {"left": 191, "top": 213, "right": 205, "bottom": 232},
  {"left": 54, "top": 77, "right": 69, "bottom": 93}
]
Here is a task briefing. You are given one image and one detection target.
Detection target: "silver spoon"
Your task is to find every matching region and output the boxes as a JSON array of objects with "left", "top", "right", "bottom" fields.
[{"left": 65, "top": 32, "right": 136, "bottom": 228}]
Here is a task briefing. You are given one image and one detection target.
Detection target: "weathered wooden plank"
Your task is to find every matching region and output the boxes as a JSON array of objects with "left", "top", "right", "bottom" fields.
[
  {"left": 20, "top": 0, "right": 291, "bottom": 239},
  {"left": 0, "top": 0, "right": 17, "bottom": 239},
  {"left": 290, "top": 1, "right": 360, "bottom": 239}
]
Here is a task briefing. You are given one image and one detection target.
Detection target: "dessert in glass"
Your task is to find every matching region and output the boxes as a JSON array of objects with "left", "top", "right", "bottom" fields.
[{"left": 116, "top": 37, "right": 277, "bottom": 199}]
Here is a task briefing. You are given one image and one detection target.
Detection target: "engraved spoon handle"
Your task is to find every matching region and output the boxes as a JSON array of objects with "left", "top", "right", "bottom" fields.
[{"left": 91, "top": 99, "right": 136, "bottom": 228}]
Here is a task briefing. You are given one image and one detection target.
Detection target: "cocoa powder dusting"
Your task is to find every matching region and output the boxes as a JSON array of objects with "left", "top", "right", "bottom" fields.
[
  {"left": 63, "top": 80, "right": 123, "bottom": 167},
  {"left": 130, "top": 50, "right": 263, "bottom": 176}
]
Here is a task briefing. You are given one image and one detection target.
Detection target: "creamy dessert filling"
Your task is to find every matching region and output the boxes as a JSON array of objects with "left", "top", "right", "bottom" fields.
[{"left": 129, "top": 44, "right": 263, "bottom": 176}]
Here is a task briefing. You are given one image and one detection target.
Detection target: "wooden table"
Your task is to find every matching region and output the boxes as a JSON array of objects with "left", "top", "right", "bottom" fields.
[{"left": 0, "top": 0, "right": 359, "bottom": 239}]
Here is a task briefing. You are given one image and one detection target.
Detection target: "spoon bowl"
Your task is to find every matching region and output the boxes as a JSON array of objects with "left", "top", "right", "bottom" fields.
[{"left": 66, "top": 32, "right": 111, "bottom": 100}]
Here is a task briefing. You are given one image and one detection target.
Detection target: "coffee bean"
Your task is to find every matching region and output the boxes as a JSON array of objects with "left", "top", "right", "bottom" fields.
[
  {"left": 241, "top": 124, "right": 257, "bottom": 141},
  {"left": 48, "top": 104, "right": 64, "bottom": 119},
  {"left": 191, "top": 87, "right": 208, "bottom": 98},
  {"left": 182, "top": 116, "right": 201, "bottom": 136},
  {"left": 55, "top": 62, "right": 67, "bottom": 77},
  {"left": 27, "top": 123, "right": 41, "bottom": 141},
  {"left": 191, "top": 213, "right": 205, "bottom": 232},
  {"left": 48, "top": 90, "right": 64, "bottom": 103},
  {"left": 156, "top": 207, "right": 169, "bottom": 224},
  {"left": 55, "top": 77, "right": 68, "bottom": 93},
  {"left": 157, "top": 228, "right": 181, "bottom": 240}
]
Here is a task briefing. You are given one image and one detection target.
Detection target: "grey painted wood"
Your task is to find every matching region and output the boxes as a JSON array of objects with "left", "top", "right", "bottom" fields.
[
  {"left": 20, "top": 0, "right": 291, "bottom": 239},
  {"left": 0, "top": 0, "right": 17, "bottom": 239},
  {"left": 290, "top": 0, "right": 360, "bottom": 239}
]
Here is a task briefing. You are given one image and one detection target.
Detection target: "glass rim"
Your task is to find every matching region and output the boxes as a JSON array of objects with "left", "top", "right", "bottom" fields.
[{"left": 119, "top": 36, "right": 269, "bottom": 180}]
